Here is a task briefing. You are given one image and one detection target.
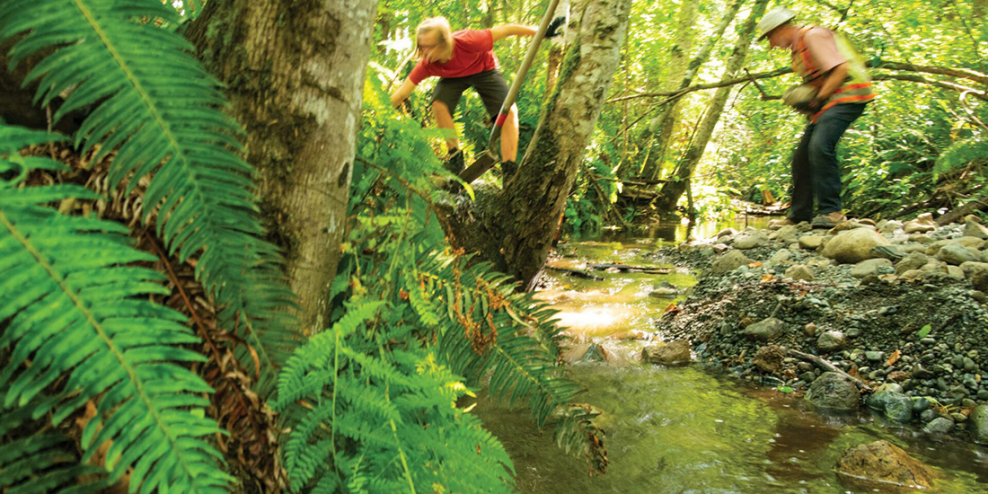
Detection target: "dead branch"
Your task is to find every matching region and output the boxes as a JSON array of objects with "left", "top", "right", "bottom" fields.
[{"left": 788, "top": 348, "right": 873, "bottom": 392}]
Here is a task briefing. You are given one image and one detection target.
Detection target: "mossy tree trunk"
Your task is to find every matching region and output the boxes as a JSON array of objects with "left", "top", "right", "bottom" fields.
[
  {"left": 654, "top": 0, "right": 768, "bottom": 212},
  {"left": 188, "top": 0, "right": 376, "bottom": 334}
]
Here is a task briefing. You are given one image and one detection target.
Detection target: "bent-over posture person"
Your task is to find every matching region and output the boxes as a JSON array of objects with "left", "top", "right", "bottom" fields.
[
  {"left": 389, "top": 16, "right": 564, "bottom": 177},
  {"left": 758, "top": 6, "right": 874, "bottom": 228}
]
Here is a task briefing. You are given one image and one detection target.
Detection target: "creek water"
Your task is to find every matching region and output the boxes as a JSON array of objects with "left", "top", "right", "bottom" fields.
[{"left": 473, "top": 220, "right": 988, "bottom": 493}]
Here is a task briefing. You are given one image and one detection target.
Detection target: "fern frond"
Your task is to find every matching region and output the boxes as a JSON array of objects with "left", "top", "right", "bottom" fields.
[
  {"left": 0, "top": 0, "right": 297, "bottom": 397},
  {"left": 0, "top": 124, "right": 231, "bottom": 493}
]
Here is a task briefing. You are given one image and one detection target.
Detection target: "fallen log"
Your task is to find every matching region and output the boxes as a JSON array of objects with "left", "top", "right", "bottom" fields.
[
  {"left": 587, "top": 263, "right": 671, "bottom": 274},
  {"left": 545, "top": 265, "right": 604, "bottom": 280},
  {"left": 787, "top": 348, "right": 873, "bottom": 393}
]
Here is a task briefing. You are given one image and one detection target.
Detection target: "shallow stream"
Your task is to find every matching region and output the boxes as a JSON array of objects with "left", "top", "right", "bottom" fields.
[{"left": 474, "top": 221, "right": 988, "bottom": 493}]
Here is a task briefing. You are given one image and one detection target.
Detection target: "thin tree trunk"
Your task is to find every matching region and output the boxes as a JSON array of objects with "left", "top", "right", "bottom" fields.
[
  {"left": 188, "top": 0, "right": 377, "bottom": 335},
  {"left": 654, "top": 0, "right": 769, "bottom": 211},
  {"left": 499, "top": 0, "right": 633, "bottom": 288},
  {"left": 637, "top": 0, "right": 699, "bottom": 180}
]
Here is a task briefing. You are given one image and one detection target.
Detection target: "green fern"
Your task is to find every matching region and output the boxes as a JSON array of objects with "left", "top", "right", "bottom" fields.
[
  {"left": 275, "top": 302, "right": 514, "bottom": 494},
  {"left": 0, "top": 0, "right": 297, "bottom": 396},
  {"left": 0, "top": 124, "right": 230, "bottom": 493}
]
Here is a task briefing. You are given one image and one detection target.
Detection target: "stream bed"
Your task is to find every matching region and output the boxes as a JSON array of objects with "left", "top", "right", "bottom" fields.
[{"left": 474, "top": 221, "right": 988, "bottom": 493}]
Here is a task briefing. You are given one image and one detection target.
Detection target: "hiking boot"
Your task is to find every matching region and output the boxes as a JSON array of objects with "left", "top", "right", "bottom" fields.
[
  {"left": 443, "top": 149, "right": 464, "bottom": 175},
  {"left": 500, "top": 160, "right": 517, "bottom": 180},
  {"left": 811, "top": 211, "right": 846, "bottom": 229}
]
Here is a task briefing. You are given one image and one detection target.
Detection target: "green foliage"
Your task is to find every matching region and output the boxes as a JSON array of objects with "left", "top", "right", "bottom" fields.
[
  {"left": 0, "top": 124, "right": 230, "bottom": 493},
  {"left": 274, "top": 68, "right": 606, "bottom": 493},
  {"left": 918, "top": 324, "right": 933, "bottom": 339},
  {"left": 0, "top": 0, "right": 297, "bottom": 396}
]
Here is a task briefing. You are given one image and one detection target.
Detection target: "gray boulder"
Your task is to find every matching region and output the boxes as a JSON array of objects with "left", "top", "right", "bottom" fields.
[
  {"left": 742, "top": 317, "right": 786, "bottom": 342},
  {"left": 904, "top": 213, "right": 937, "bottom": 234},
  {"left": 733, "top": 230, "right": 769, "bottom": 249},
  {"left": 784, "top": 265, "right": 814, "bottom": 281},
  {"left": 851, "top": 258, "right": 893, "bottom": 278},
  {"left": 709, "top": 250, "right": 751, "bottom": 273},
  {"left": 970, "top": 405, "right": 988, "bottom": 444},
  {"left": 806, "top": 372, "right": 860, "bottom": 411},
  {"left": 821, "top": 228, "right": 891, "bottom": 264},
  {"left": 895, "top": 252, "right": 929, "bottom": 275},
  {"left": 937, "top": 243, "right": 981, "bottom": 265},
  {"left": 642, "top": 339, "right": 691, "bottom": 366},
  {"left": 964, "top": 220, "right": 988, "bottom": 239},
  {"left": 924, "top": 417, "right": 955, "bottom": 434},
  {"left": 817, "top": 331, "right": 847, "bottom": 352},
  {"left": 865, "top": 391, "right": 913, "bottom": 423},
  {"left": 798, "top": 235, "right": 824, "bottom": 250}
]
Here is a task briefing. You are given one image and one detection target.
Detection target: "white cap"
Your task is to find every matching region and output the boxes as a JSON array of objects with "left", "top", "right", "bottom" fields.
[{"left": 757, "top": 6, "right": 796, "bottom": 41}]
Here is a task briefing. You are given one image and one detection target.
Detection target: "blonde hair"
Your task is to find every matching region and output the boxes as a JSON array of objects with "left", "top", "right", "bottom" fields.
[{"left": 415, "top": 17, "right": 454, "bottom": 63}]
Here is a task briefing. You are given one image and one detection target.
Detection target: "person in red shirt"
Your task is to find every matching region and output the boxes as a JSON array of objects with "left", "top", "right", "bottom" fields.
[{"left": 390, "top": 16, "right": 564, "bottom": 177}]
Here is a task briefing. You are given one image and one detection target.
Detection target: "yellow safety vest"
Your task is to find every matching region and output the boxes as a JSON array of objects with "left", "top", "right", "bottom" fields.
[{"left": 792, "top": 26, "right": 875, "bottom": 122}]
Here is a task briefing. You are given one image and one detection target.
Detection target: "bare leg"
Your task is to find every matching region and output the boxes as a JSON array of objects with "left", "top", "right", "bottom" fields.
[
  {"left": 501, "top": 104, "right": 519, "bottom": 161},
  {"left": 432, "top": 101, "right": 459, "bottom": 151}
]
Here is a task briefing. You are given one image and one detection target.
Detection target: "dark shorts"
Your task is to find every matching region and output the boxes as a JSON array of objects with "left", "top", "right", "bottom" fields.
[{"left": 431, "top": 69, "right": 509, "bottom": 117}]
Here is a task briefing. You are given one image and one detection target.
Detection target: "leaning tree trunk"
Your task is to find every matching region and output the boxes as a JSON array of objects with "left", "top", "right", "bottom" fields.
[
  {"left": 188, "top": 0, "right": 376, "bottom": 334},
  {"left": 639, "top": 0, "right": 744, "bottom": 181},
  {"left": 500, "top": 0, "right": 633, "bottom": 288},
  {"left": 636, "top": 0, "right": 698, "bottom": 180},
  {"left": 654, "top": 0, "right": 768, "bottom": 212}
]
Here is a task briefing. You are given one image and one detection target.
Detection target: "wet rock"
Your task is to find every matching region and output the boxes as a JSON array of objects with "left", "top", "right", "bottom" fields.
[
  {"left": 752, "top": 345, "right": 785, "bottom": 373},
  {"left": 865, "top": 391, "right": 913, "bottom": 423},
  {"left": 742, "top": 317, "right": 786, "bottom": 342},
  {"left": 937, "top": 243, "right": 981, "bottom": 265},
  {"left": 817, "top": 331, "right": 847, "bottom": 352},
  {"left": 964, "top": 220, "right": 988, "bottom": 239},
  {"left": 909, "top": 234, "right": 935, "bottom": 245},
  {"left": 642, "top": 339, "right": 691, "bottom": 366},
  {"left": 836, "top": 440, "right": 936, "bottom": 489},
  {"left": 947, "top": 265, "right": 965, "bottom": 280},
  {"left": 924, "top": 417, "right": 955, "bottom": 434},
  {"left": 821, "top": 228, "right": 891, "bottom": 264},
  {"left": 650, "top": 281, "right": 679, "bottom": 297},
  {"left": 806, "top": 372, "right": 860, "bottom": 411},
  {"left": 798, "top": 235, "right": 824, "bottom": 250},
  {"left": 869, "top": 245, "right": 905, "bottom": 262},
  {"left": 895, "top": 252, "right": 929, "bottom": 275},
  {"left": 578, "top": 343, "right": 608, "bottom": 363},
  {"left": 851, "top": 258, "right": 893, "bottom": 278},
  {"left": 969, "top": 405, "right": 988, "bottom": 444},
  {"left": 784, "top": 265, "right": 814, "bottom": 282},
  {"left": 904, "top": 213, "right": 937, "bottom": 234},
  {"left": 709, "top": 250, "right": 752, "bottom": 273},
  {"left": 733, "top": 230, "right": 769, "bottom": 250}
]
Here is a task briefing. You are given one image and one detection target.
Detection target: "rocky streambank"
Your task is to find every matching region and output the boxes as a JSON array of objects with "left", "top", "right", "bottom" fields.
[{"left": 650, "top": 214, "right": 988, "bottom": 446}]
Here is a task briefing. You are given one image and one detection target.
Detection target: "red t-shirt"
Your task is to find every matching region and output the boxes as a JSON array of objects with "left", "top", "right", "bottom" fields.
[{"left": 409, "top": 29, "right": 498, "bottom": 84}]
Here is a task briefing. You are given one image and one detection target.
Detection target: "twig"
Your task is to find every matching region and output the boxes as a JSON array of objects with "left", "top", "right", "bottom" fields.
[{"left": 787, "top": 348, "right": 872, "bottom": 392}]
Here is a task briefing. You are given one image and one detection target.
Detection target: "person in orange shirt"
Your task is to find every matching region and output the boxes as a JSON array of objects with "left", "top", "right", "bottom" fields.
[
  {"left": 758, "top": 7, "right": 874, "bottom": 228},
  {"left": 390, "top": 16, "right": 564, "bottom": 178}
]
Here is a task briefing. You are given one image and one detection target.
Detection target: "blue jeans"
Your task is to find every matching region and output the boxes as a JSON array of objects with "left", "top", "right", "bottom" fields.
[{"left": 788, "top": 103, "right": 867, "bottom": 222}]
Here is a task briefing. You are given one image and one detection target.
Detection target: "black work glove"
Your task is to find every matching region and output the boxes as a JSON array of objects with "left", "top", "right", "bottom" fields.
[
  {"left": 545, "top": 16, "right": 567, "bottom": 38},
  {"left": 792, "top": 98, "right": 824, "bottom": 114}
]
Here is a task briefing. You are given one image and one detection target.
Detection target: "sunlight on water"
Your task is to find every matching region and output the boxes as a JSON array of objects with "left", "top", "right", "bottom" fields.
[{"left": 473, "top": 222, "right": 988, "bottom": 494}]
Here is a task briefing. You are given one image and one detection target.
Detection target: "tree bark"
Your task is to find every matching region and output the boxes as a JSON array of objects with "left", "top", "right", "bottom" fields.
[
  {"left": 654, "top": 0, "right": 768, "bottom": 212},
  {"left": 636, "top": 0, "right": 699, "bottom": 181},
  {"left": 639, "top": 0, "right": 744, "bottom": 182},
  {"left": 188, "top": 0, "right": 377, "bottom": 334},
  {"left": 499, "top": 0, "right": 633, "bottom": 288},
  {"left": 543, "top": 0, "right": 574, "bottom": 104}
]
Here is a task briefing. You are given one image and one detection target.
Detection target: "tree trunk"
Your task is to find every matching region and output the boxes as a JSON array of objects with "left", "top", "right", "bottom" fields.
[
  {"left": 636, "top": 0, "right": 698, "bottom": 180},
  {"left": 188, "top": 0, "right": 377, "bottom": 334},
  {"left": 654, "top": 0, "right": 768, "bottom": 211},
  {"left": 499, "top": 0, "right": 633, "bottom": 288},
  {"left": 543, "top": 0, "right": 574, "bottom": 103},
  {"left": 639, "top": 0, "right": 744, "bottom": 181}
]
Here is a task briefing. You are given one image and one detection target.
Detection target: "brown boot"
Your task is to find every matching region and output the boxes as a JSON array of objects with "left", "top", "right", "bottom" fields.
[{"left": 811, "top": 211, "right": 846, "bottom": 228}]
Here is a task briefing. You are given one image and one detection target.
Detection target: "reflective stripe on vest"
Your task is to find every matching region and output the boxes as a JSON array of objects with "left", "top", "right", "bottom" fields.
[{"left": 792, "top": 26, "right": 876, "bottom": 123}]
